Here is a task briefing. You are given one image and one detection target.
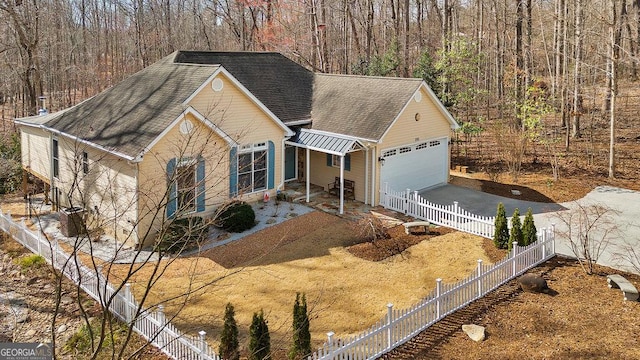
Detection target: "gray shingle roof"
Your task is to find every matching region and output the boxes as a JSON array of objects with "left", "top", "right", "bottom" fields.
[
  {"left": 44, "top": 53, "right": 218, "bottom": 158},
  {"left": 174, "top": 51, "right": 313, "bottom": 123},
  {"left": 310, "top": 74, "right": 423, "bottom": 140}
]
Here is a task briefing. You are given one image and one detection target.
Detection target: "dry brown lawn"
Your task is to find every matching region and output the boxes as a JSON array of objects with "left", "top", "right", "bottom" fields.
[{"left": 112, "top": 211, "right": 490, "bottom": 355}]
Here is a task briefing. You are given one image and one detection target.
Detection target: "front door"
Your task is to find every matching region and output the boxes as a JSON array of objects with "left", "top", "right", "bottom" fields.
[{"left": 284, "top": 145, "right": 296, "bottom": 181}]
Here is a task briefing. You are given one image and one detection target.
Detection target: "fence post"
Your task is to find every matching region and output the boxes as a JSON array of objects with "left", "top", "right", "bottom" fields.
[
  {"left": 512, "top": 242, "right": 519, "bottom": 276},
  {"left": 124, "top": 283, "right": 133, "bottom": 323},
  {"left": 436, "top": 278, "right": 442, "bottom": 319},
  {"left": 404, "top": 189, "right": 410, "bottom": 214},
  {"left": 327, "top": 332, "right": 335, "bottom": 359},
  {"left": 20, "top": 218, "right": 26, "bottom": 246},
  {"left": 198, "top": 330, "right": 207, "bottom": 359},
  {"left": 453, "top": 202, "right": 459, "bottom": 229},
  {"left": 540, "top": 227, "right": 546, "bottom": 259},
  {"left": 413, "top": 191, "right": 419, "bottom": 217},
  {"left": 551, "top": 224, "right": 556, "bottom": 255},
  {"left": 386, "top": 303, "right": 394, "bottom": 350},
  {"left": 157, "top": 305, "right": 166, "bottom": 349},
  {"left": 383, "top": 183, "right": 389, "bottom": 207},
  {"left": 36, "top": 223, "right": 42, "bottom": 255},
  {"left": 476, "top": 260, "right": 483, "bottom": 297}
]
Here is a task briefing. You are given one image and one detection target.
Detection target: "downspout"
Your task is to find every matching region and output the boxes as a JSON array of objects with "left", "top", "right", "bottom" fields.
[{"left": 279, "top": 138, "right": 285, "bottom": 190}]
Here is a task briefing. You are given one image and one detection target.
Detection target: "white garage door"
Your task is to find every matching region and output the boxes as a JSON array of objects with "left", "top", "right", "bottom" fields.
[{"left": 380, "top": 137, "right": 448, "bottom": 192}]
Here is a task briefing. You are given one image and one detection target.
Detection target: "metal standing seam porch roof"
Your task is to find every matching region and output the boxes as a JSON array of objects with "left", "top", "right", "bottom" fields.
[{"left": 286, "top": 128, "right": 365, "bottom": 155}]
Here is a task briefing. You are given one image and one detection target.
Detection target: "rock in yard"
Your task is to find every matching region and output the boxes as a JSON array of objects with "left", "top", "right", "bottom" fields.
[
  {"left": 25, "top": 329, "right": 36, "bottom": 337},
  {"left": 462, "top": 324, "right": 485, "bottom": 342},
  {"left": 57, "top": 324, "right": 67, "bottom": 334},
  {"left": 518, "top": 273, "right": 548, "bottom": 293}
]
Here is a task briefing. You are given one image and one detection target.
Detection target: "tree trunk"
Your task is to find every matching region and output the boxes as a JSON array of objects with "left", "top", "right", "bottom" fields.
[{"left": 572, "top": 0, "right": 584, "bottom": 139}]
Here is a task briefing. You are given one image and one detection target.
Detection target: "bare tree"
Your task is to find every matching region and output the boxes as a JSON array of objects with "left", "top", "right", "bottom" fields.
[{"left": 554, "top": 202, "right": 620, "bottom": 275}]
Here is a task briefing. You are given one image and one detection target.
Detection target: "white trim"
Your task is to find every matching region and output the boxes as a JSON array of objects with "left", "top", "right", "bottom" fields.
[
  {"left": 136, "top": 106, "right": 236, "bottom": 161},
  {"left": 182, "top": 66, "right": 295, "bottom": 137},
  {"left": 379, "top": 82, "right": 459, "bottom": 142},
  {"left": 283, "top": 118, "right": 312, "bottom": 126}
]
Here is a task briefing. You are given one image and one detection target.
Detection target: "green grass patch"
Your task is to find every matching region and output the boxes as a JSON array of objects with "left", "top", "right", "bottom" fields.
[{"left": 15, "top": 253, "right": 46, "bottom": 270}]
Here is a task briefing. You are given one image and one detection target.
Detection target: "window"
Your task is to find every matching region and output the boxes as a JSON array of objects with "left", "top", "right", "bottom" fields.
[
  {"left": 237, "top": 143, "right": 267, "bottom": 194},
  {"left": 382, "top": 149, "right": 396, "bottom": 157},
  {"left": 176, "top": 159, "right": 197, "bottom": 213},
  {"left": 416, "top": 142, "right": 429, "bottom": 150},
  {"left": 399, "top": 146, "right": 411, "bottom": 154},
  {"left": 82, "top": 152, "right": 89, "bottom": 174},
  {"left": 331, "top": 154, "right": 340, "bottom": 167},
  {"left": 430, "top": 140, "right": 441, "bottom": 147},
  {"left": 52, "top": 138, "right": 59, "bottom": 178}
]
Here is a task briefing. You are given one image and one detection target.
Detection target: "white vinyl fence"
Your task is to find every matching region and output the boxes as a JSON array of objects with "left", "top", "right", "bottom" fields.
[
  {"left": 0, "top": 209, "right": 220, "bottom": 360},
  {"left": 308, "top": 227, "right": 555, "bottom": 360},
  {"left": 380, "top": 183, "right": 496, "bottom": 239}
]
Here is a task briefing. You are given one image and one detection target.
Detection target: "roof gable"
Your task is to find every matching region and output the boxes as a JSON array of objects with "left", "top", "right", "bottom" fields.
[
  {"left": 43, "top": 53, "right": 218, "bottom": 158},
  {"left": 175, "top": 51, "right": 313, "bottom": 124},
  {"left": 310, "top": 74, "right": 424, "bottom": 141}
]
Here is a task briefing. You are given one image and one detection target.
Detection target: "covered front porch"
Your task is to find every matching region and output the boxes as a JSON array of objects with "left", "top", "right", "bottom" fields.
[{"left": 284, "top": 129, "right": 379, "bottom": 214}]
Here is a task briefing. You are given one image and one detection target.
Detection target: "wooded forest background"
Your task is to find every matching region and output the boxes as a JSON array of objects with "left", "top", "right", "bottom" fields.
[{"left": 2, "top": 0, "right": 639, "bottom": 181}]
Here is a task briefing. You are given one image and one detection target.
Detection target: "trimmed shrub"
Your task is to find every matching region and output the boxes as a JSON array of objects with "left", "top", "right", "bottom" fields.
[
  {"left": 493, "top": 203, "right": 510, "bottom": 249},
  {"left": 249, "top": 310, "right": 271, "bottom": 360},
  {"left": 217, "top": 201, "right": 256, "bottom": 233},
  {"left": 157, "top": 216, "right": 208, "bottom": 253},
  {"left": 509, "top": 208, "right": 523, "bottom": 249},
  {"left": 522, "top": 208, "right": 538, "bottom": 246},
  {"left": 289, "top": 293, "right": 311, "bottom": 360},
  {"left": 219, "top": 303, "right": 240, "bottom": 360}
]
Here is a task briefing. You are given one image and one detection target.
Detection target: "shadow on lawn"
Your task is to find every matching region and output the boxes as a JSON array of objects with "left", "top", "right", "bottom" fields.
[{"left": 195, "top": 211, "right": 362, "bottom": 268}]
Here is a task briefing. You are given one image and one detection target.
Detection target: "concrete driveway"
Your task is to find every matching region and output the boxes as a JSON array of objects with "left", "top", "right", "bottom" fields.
[
  {"left": 420, "top": 184, "right": 640, "bottom": 275},
  {"left": 533, "top": 186, "right": 640, "bottom": 275},
  {"left": 418, "top": 184, "right": 566, "bottom": 218}
]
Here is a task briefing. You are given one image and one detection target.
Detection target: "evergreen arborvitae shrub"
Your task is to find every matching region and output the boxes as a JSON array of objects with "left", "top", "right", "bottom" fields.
[
  {"left": 509, "top": 208, "right": 523, "bottom": 249},
  {"left": 289, "top": 293, "right": 311, "bottom": 360},
  {"left": 218, "top": 201, "right": 256, "bottom": 232},
  {"left": 249, "top": 310, "right": 271, "bottom": 360},
  {"left": 493, "top": 203, "right": 510, "bottom": 249},
  {"left": 219, "top": 303, "right": 240, "bottom": 360},
  {"left": 522, "top": 208, "right": 538, "bottom": 246}
]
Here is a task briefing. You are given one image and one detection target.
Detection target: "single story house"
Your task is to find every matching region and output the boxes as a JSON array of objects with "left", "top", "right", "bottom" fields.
[{"left": 16, "top": 51, "right": 459, "bottom": 246}]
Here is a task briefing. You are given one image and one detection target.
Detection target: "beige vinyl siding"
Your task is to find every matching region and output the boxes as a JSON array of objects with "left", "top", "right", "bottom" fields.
[
  {"left": 137, "top": 113, "right": 229, "bottom": 245},
  {"left": 188, "top": 72, "right": 287, "bottom": 196},
  {"left": 374, "top": 87, "right": 454, "bottom": 204},
  {"left": 53, "top": 136, "right": 139, "bottom": 244},
  {"left": 380, "top": 87, "right": 452, "bottom": 149},
  {"left": 20, "top": 126, "right": 51, "bottom": 182},
  {"left": 308, "top": 150, "right": 367, "bottom": 203}
]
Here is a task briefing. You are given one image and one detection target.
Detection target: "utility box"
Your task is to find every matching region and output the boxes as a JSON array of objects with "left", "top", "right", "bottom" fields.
[{"left": 60, "top": 207, "right": 86, "bottom": 237}]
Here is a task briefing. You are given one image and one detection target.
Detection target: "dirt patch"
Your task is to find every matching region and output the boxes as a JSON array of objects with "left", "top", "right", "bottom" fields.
[
  {"left": 383, "top": 257, "right": 640, "bottom": 360},
  {"left": 348, "top": 225, "right": 454, "bottom": 262}
]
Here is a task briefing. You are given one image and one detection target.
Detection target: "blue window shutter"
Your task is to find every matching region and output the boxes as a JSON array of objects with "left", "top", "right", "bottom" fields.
[
  {"left": 268, "top": 141, "right": 275, "bottom": 189},
  {"left": 229, "top": 147, "right": 238, "bottom": 197},
  {"left": 166, "top": 158, "right": 177, "bottom": 218},
  {"left": 326, "top": 153, "right": 332, "bottom": 166},
  {"left": 345, "top": 153, "right": 351, "bottom": 171},
  {"left": 196, "top": 156, "right": 205, "bottom": 212}
]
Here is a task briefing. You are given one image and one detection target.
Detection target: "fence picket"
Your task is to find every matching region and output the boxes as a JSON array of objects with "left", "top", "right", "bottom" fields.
[{"left": 0, "top": 209, "right": 219, "bottom": 360}]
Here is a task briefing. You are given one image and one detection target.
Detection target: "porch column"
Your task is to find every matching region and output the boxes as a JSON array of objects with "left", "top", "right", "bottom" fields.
[
  {"left": 306, "top": 148, "right": 310, "bottom": 203},
  {"left": 364, "top": 148, "right": 369, "bottom": 205},
  {"left": 339, "top": 155, "right": 345, "bottom": 214},
  {"left": 370, "top": 148, "right": 376, "bottom": 206}
]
